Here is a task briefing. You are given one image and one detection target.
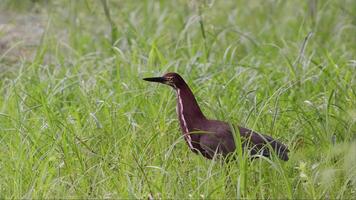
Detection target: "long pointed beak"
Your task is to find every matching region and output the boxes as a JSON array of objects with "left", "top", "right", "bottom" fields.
[{"left": 143, "top": 77, "right": 166, "bottom": 83}]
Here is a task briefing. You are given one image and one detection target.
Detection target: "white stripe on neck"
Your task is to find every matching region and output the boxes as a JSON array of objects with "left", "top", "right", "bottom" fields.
[{"left": 177, "top": 89, "right": 194, "bottom": 150}]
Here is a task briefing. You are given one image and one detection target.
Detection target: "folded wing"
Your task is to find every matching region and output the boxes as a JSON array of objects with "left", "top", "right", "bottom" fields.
[{"left": 238, "top": 126, "right": 289, "bottom": 161}]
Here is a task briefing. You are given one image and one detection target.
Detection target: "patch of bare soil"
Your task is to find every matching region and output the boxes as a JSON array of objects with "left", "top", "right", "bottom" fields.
[{"left": 0, "top": 11, "right": 45, "bottom": 63}]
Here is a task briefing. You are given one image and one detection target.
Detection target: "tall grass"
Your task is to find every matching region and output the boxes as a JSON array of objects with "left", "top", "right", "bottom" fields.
[{"left": 0, "top": 0, "right": 355, "bottom": 198}]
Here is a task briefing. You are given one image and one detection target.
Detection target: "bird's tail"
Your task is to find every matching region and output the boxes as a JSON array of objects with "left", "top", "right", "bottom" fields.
[{"left": 262, "top": 135, "right": 289, "bottom": 161}]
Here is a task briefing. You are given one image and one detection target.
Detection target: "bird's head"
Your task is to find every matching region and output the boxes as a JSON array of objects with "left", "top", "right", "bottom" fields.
[{"left": 143, "top": 72, "right": 185, "bottom": 89}]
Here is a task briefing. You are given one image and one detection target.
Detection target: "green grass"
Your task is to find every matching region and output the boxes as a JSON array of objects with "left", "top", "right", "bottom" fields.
[{"left": 0, "top": 0, "right": 355, "bottom": 198}]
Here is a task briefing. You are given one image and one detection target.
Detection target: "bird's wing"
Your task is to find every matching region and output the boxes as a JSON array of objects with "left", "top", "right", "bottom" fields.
[
  {"left": 238, "top": 126, "right": 289, "bottom": 161},
  {"left": 199, "top": 129, "right": 236, "bottom": 159}
]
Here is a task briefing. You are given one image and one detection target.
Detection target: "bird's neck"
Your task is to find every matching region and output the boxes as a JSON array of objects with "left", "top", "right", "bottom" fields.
[{"left": 175, "top": 82, "right": 206, "bottom": 133}]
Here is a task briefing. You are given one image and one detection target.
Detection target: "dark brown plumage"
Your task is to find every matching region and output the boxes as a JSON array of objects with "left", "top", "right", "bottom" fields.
[{"left": 143, "top": 72, "right": 289, "bottom": 161}]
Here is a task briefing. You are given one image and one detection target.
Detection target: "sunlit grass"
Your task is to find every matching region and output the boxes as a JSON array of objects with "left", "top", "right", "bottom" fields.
[{"left": 0, "top": 0, "right": 355, "bottom": 198}]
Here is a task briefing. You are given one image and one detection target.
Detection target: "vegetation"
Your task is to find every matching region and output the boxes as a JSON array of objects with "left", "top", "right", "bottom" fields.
[{"left": 0, "top": 0, "right": 355, "bottom": 198}]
